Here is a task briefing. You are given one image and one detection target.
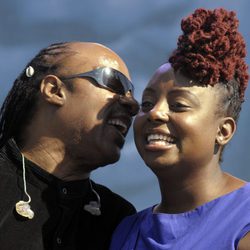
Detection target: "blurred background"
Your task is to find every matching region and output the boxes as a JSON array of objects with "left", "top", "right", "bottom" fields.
[{"left": 1, "top": 0, "right": 249, "bottom": 210}]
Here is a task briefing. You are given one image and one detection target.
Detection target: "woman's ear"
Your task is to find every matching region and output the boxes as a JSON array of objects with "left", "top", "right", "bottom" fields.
[
  {"left": 40, "top": 75, "right": 67, "bottom": 106},
  {"left": 216, "top": 117, "right": 236, "bottom": 146}
]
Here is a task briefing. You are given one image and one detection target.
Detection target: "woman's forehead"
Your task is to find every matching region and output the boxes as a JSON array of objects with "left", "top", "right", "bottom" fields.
[
  {"left": 146, "top": 64, "right": 221, "bottom": 99},
  {"left": 148, "top": 64, "right": 191, "bottom": 88},
  {"left": 148, "top": 63, "right": 215, "bottom": 90}
]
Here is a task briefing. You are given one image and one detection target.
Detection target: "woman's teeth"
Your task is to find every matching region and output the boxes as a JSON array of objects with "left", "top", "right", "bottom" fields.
[{"left": 147, "top": 134, "right": 175, "bottom": 145}]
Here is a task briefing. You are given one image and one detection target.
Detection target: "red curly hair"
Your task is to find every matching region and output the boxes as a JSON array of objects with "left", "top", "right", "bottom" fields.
[{"left": 169, "top": 8, "right": 249, "bottom": 101}]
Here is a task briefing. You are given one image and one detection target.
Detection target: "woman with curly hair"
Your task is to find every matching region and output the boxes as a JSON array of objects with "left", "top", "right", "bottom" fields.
[{"left": 110, "top": 8, "right": 250, "bottom": 250}]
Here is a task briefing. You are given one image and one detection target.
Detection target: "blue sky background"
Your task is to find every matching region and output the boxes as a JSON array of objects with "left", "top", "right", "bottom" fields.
[{"left": 1, "top": 0, "right": 250, "bottom": 210}]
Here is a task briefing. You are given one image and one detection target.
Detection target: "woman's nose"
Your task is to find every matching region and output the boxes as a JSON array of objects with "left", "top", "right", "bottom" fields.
[{"left": 148, "top": 102, "right": 169, "bottom": 123}]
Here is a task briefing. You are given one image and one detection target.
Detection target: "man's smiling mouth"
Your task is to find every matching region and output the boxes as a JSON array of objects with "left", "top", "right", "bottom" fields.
[{"left": 108, "top": 118, "right": 130, "bottom": 136}]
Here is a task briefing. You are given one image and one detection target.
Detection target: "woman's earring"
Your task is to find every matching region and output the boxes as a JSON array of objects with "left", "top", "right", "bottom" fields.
[{"left": 214, "top": 139, "right": 221, "bottom": 154}]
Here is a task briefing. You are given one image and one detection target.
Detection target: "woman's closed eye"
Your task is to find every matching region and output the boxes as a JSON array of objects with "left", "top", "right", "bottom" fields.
[{"left": 169, "top": 102, "right": 190, "bottom": 111}]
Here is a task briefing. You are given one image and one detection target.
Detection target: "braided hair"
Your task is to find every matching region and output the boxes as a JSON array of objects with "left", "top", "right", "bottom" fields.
[
  {"left": 169, "top": 8, "right": 249, "bottom": 122},
  {"left": 0, "top": 42, "right": 73, "bottom": 148}
]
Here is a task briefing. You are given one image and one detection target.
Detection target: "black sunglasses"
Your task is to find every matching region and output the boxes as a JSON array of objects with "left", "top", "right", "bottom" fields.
[{"left": 61, "top": 67, "right": 134, "bottom": 95}]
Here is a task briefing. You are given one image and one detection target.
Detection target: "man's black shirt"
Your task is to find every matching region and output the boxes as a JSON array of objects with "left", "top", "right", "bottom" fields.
[{"left": 0, "top": 140, "right": 136, "bottom": 250}]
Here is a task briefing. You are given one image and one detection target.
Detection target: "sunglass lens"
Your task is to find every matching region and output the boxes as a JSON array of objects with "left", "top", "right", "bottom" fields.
[{"left": 102, "top": 69, "right": 125, "bottom": 95}]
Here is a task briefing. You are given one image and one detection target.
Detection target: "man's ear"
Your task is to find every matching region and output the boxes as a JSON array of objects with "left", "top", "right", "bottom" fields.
[
  {"left": 40, "top": 75, "right": 67, "bottom": 106},
  {"left": 216, "top": 117, "right": 236, "bottom": 146}
]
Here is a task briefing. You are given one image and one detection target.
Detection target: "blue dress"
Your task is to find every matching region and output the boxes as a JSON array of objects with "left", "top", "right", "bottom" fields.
[{"left": 110, "top": 183, "right": 250, "bottom": 249}]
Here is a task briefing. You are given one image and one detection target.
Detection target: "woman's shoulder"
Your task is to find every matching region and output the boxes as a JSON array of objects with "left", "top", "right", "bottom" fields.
[
  {"left": 117, "top": 206, "right": 152, "bottom": 227},
  {"left": 112, "top": 206, "right": 152, "bottom": 235},
  {"left": 109, "top": 207, "right": 153, "bottom": 250}
]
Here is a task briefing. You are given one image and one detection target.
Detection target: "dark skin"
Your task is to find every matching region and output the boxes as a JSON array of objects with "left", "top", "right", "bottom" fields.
[
  {"left": 133, "top": 63, "right": 249, "bottom": 248},
  {"left": 238, "top": 233, "right": 250, "bottom": 250},
  {"left": 20, "top": 42, "right": 139, "bottom": 181}
]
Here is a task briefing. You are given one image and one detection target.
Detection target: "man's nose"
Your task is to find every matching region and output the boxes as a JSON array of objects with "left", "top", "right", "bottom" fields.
[{"left": 118, "top": 92, "right": 140, "bottom": 116}]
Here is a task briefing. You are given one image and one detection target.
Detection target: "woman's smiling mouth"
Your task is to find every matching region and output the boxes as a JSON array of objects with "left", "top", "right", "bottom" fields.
[{"left": 145, "top": 133, "right": 177, "bottom": 151}]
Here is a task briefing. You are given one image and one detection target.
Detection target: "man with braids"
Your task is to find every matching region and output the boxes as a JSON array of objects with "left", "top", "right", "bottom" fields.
[
  {"left": 110, "top": 8, "right": 250, "bottom": 250},
  {"left": 0, "top": 41, "right": 139, "bottom": 250}
]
